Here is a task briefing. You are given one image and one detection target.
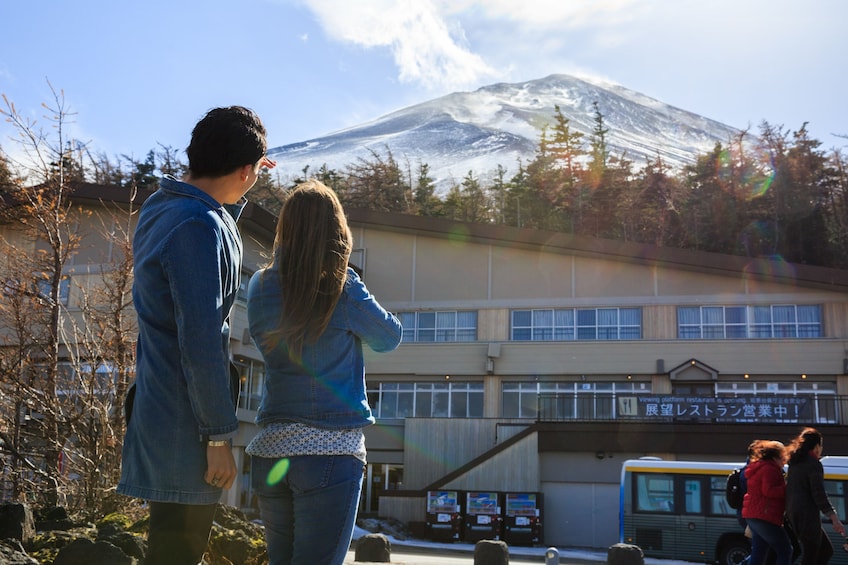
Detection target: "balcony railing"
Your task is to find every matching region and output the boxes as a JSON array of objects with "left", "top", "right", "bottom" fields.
[{"left": 537, "top": 393, "right": 846, "bottom": 425}]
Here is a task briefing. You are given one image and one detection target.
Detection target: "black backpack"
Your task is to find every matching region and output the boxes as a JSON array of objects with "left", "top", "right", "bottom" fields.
[{"left": 725, "top": 467, "right": 745, "bottom": 510}]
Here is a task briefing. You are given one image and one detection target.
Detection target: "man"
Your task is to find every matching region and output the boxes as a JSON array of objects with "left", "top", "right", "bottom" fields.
[{"left": 118, "top": 106, "right": 275, "bottom": 565}]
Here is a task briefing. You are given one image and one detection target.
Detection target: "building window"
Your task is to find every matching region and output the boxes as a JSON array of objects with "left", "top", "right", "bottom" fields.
[
  {"left": 36, "top": 276, "right": 71, "bottom": 306},
  {"left": 54, "top": 361, "right": 119, "bottom": 396},
  {"left": 511, "top": 308, "right": 641, "bottom": 341},
  {"left": 234, "top": 357, "right": 265, "bottom": 411},
  {"left": 502, "top": 380, "right": 651, "bottom": 419},
  {"left": 678, "top": 304, "right": 822, "bottom": 339},
  {"left": 367, "top": 381, "right": 484, "bottom": 418},
  {"left": 714, "top": 380, "right": 837, "bottom": 424},
  {"left": 398, "top": 311, "right": 477, "bottom": 342}
]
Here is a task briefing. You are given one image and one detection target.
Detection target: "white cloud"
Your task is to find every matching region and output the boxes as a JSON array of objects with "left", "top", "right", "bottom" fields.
[
  {"left": 299, "top": 0, "right": 497, "bottom": 90},
  {"left": 438, "top": 0, "right": 646, "bottom": 29},
  {"left": 296, "top": 0, "right": 657, "bottom": 92}
]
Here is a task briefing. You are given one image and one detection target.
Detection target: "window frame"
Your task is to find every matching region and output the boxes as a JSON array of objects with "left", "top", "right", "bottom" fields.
[
  {"left": 511, "top": 307, "right": 642, "bottom": 341},
  {"left": 678, "top": 304, "right": 822, "bottom": 340},
  {"left": 398, "top": 310, "right": 478, "bottom": 343}
]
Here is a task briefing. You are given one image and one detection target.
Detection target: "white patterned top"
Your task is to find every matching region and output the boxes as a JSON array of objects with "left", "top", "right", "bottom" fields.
[{"left": 246, "top": 421, "right": 366, "bottom": 463}]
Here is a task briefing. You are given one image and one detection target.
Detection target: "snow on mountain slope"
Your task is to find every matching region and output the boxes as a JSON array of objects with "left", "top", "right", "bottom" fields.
[{"left": 268, "top": 74, "right": 742, "bottom": 192}]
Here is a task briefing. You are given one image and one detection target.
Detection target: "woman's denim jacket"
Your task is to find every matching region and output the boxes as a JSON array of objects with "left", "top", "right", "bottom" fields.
[
  {"left": 118, "top": 176, "right": 242, "bottom": 504},
  {"left": 247, "top": 266, "right": 402, "bottom": 430}
]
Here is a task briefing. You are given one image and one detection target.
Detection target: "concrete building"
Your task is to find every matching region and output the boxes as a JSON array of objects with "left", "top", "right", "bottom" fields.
[{"left": 4, "top": 184, "right": 848, "bottom": 549}]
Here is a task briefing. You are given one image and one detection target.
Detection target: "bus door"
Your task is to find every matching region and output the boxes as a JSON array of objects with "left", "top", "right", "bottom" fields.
[
  {"left": 676, "top": 475, "right": 709, "bottom": 563},
  {"left": 627, "top": 471, "right": 680, "bottom": 560},
  {"left": 823, "top": 477, "right": 847, "bottom": 565}
]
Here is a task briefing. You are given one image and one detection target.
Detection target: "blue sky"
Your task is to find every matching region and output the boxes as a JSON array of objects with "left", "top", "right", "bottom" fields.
[{"left": 1, "top": 0, "right": 846, "bottom": 167}]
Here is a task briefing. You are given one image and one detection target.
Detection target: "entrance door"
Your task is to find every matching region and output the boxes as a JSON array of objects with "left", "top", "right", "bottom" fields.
[{"left": 362, "top": 464, "right": 404, "bottom": 514}]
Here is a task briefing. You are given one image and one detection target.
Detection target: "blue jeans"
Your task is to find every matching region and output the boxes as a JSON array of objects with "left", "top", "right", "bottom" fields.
[
  {"left": 252, "top": 455, "right": 365, "bottom": 565},
  {"left": 746, "top": 518, "right": 793, "bottom": 565}
]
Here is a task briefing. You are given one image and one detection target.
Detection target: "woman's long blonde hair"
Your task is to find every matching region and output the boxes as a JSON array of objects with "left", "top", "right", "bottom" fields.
[{"left": 270, "top": 179, "right": 352, "bottom": 361}]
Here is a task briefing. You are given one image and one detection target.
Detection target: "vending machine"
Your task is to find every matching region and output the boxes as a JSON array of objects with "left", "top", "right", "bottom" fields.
[
  {"left": 463, "top": 491, "right": 503, "bottom": 543},
  {"left": 425, "top": 490, "right": 463, "bottom": 541},
  {"left": 503, "top": 492, "right": 543, "bottom": 545}
]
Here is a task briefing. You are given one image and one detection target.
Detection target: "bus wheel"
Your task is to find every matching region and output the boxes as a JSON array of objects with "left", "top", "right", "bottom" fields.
[{"left": 718, "top": 537, "right": 750, "bottom": 565}]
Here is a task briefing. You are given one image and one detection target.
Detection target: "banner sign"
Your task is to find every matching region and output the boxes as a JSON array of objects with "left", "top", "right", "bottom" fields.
[{"left": 618, "top": 395, "right": 810, "bottom": 423}]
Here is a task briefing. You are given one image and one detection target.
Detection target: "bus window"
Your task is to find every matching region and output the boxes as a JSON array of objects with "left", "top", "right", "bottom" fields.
[
  {"left": 685, "top": 479, "right": 702, "bottom": 513},
  {"left": 636, "top": 474, "right": 674, "bottom": 513},
  {"left": 825, "top": 480, "right": 845, "bottom": 520},
  {"left": 711, "top": 475, "right": 736, "bottom": 516}
]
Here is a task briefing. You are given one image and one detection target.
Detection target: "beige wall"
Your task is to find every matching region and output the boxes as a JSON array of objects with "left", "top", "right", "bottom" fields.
[
  {"left": 442, "top": 432, "right": 540, "bottom": 492},
  {"left": 353, "top": 222, "right": 848, "bottom": 387},
  {"left": 368, "top": 338, "right": 846, "bottom": 380},
  {"left": 491, "top": 246, "right": 573, "bottom": 300},
  {"left": 402, "top": 418, "right": 531, "bottom": 489}
]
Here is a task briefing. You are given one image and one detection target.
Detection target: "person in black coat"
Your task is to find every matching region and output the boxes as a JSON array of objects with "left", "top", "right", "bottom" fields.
[{"left": 785, "top": 428, "right": 846, "bottom": 565}]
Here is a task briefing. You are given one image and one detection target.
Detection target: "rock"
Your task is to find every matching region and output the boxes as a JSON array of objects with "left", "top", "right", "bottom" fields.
[
  {"left": 0, "top": 504, "right": 35, "bottom": 546},
  {"left": 95, "top": 512, "right": 133, "bottom": 532},
  {"left": 0, "top": 540, "right": 39, "bottom": 565},
  {"left": 98, "top": 532, "right": 147, "bottom": 561},
  {"left": 28, "top": 528, "right": 105, "bottom": 565},
  {"left": 474, "top": 539, "right": 510, "bottom": 565},
  {"left": 213, "top": 504, "right": 263, "bottom": 538},
  {"left": 355, "top": 533, "right": 391, "bottom": 562},
  {"left": 95, "top": 521, "right": 124, "bottom": 538},
  {"left": 607, "top": 543, "right": 644, "bottom": 565},
  {"left": 207, "top": 504, "right": 267, "bottom": 565},
  {"left": 52, "top": 537, "right": 136, "bottom": 565},
  {"left": 208, "top": 526, "right": 256, "bottom": 565},
  {"left": 15, "top": 502, "right": 269, "bottom": 565},
  {"left": 35, "top": 507, "right": 80, "bottom": 532}
]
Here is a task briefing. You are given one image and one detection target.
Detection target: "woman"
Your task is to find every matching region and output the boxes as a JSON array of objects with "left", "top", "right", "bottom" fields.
[
  {"left": 246, "top": 179, "right": 402, "bottom": 565},
  {"left": 741, "top": 440, "right": 793, "bottom": 565},
  {"left": 786, "top": 427, "right": 846, "bottom": 565}
]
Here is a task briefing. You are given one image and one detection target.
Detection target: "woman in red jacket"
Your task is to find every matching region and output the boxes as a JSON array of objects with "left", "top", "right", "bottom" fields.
[{"left": 742, "top": 440, "right": 792, "bottom": 565}]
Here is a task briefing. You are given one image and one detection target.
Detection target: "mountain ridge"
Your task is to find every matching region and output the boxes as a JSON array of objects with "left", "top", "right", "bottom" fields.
[{"left": 268, "top": 74, "right": 743, "bottom": 191}]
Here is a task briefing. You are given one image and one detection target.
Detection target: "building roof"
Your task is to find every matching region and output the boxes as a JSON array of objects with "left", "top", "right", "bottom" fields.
[
  {"left": 345, "top": 207, "right": 848, "bottom": 293},
  {"left": 62, "top": 183, "right": 848, "bottom": 293}
]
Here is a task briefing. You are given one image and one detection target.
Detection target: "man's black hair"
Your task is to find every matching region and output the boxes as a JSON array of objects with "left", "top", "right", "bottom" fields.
[{"left": 186, "top": 106, "right": 267, "bottom": 178}]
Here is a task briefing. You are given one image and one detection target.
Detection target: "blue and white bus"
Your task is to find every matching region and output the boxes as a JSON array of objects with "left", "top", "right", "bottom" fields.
[{"left": 620, "top": 457, "right": 848, "bottom": 565}]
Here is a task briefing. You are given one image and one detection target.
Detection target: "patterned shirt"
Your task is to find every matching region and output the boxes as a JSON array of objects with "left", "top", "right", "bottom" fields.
[{"left": 246, "top": 421, "right": 366, "bottom": 463}]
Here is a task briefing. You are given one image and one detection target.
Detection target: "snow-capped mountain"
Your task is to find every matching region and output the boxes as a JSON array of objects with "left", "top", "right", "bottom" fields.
[{"left": 268, "top": 74, "right": 743, "bottom": 191}]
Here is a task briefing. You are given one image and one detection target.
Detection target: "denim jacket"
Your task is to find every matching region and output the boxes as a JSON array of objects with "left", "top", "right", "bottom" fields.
[
  {"left": 118, "top": 176, "right": 242, "bottom": 504},
  {"left": 247, "top": 267, "right": 402, "bottom": 430}
]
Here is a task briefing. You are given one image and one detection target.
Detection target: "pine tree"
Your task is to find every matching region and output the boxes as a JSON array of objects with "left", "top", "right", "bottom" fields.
[
  {"left": 547, "top": 105, "right": 586, "bottom": 232},
  {"left": 460, "top": 170, "right": 489, "bottom": 223},
  {"left": 344, "top": 147, "right": 411, "bottom": 212},
  {"left": 587, "top": 101, "right": 609, "bottom": 189},
  {"left": 413, "top": 162, "right": 440, "bottom": 216},
  {"left": 633, "top": 154, "right": 686, "bottom": 246}
]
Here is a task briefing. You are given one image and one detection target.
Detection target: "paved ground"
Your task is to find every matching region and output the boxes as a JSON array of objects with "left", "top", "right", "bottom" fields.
[
  {"left": 342, "top": 536, "right": 698, "bottom": 565},
  {"left": 343, "top": 540, "right": 607, "bottom": 565},
  {"left": 344, "top": 548, "right": 554, "bottom": 564},
  {"left": 344, "top": 546, "right": 591, "bottom": 564}
]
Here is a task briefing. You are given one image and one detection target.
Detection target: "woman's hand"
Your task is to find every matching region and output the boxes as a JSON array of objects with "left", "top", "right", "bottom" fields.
[{"left": 830, "top": 513, "right": 846, "bottom": 537}]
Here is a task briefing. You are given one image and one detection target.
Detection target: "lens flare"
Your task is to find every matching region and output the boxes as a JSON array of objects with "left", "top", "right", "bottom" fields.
[
  {"left": 713, "top": 147, "right": 775, "bottom": 201},
  {"left": 266, "top": 458, "right": 290, "bottom": 486}
]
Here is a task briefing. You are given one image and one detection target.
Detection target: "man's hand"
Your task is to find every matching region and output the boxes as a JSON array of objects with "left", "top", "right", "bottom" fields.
[{"left": 204, "top": 444, "right": 237, "bottom": 489}]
